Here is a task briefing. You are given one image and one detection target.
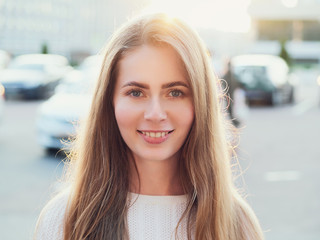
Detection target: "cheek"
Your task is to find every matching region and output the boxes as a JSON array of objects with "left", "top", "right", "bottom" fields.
[
  {"left": 114, "top": 100, "right": 139, "bottom": 132},
  {"left": 114, "top": 104, "right": 129, "bottom": 130},
  {"left": 184, "top": 111, "right": 194, "bottom": 132},
  {"left": 169, "top": 101, "right": 194, "bottom": 130}
]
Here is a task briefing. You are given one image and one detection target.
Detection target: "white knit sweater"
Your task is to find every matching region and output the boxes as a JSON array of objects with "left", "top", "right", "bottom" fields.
[{"left": 34, "top": 190, "right": 190, "bottom": 240}]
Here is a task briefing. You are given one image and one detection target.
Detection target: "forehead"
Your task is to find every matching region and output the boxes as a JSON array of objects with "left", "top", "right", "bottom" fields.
[{"left": 116, "top": 44, "right": 189, "bottom": 86}]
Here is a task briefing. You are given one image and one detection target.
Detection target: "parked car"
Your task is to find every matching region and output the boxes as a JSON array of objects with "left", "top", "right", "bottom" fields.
[
  {"left": 36, "top": 55, "right": 102, "bottom": 151},
  {"left": 0, "top": 54, "right": 72, "bottom": 99},
  {"left": 77, "top": 54, "right": 103, "bottom": 71},
  {"left": 53, "top": 54, "right": 102, "bottom": 94},
  {"left": 36, "top": 60, "right": 101, "bottom": 151},
  {"left": 36, "top": 78, "right": 93, "bottom": 151},
  {"left": 231, "top": 54, "right": 294, "bottom": 105}
]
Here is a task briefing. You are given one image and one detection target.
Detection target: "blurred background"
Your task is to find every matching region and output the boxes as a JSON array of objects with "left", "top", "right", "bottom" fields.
[{"left": 0, "top": 0, "right": 319, "bottom": 239}]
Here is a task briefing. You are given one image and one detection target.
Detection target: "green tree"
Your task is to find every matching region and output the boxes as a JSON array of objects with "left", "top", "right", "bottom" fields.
[
  {"left": 279, "top": 39, "right": 292, "bottom": 66},
  {"left": 41, "top": 42, "right": 49, "bottom": 54}
]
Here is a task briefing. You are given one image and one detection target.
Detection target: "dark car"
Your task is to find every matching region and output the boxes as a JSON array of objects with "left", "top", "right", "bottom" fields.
[
  {"left": 0, "top": 54, "right": 72, "bottom": 99},
  {"left": 231, "top": 54, "right": 294, "bottom": 105}
]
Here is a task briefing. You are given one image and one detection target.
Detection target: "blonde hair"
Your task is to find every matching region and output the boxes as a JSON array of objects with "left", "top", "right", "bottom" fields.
[{"left": 63, "top": 13, "right": 264, "bottom": 240}]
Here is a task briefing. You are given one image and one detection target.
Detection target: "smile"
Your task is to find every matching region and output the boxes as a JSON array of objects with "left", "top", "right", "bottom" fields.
[
  {"left": 137, "top": 130, "right": 174, "bottom": 144},
  {"left": 139, "top": 130, "right": 173, "bottom": 138}
]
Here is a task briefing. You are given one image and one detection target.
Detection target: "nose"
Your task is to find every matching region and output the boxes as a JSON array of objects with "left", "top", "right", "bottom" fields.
[{"left": 144, "top": 97, "right": 167, "bottom": 122}]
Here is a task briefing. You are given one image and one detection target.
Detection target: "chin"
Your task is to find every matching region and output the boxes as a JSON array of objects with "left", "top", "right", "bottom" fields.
[{"left": 133, "top": 149, "right": 180, "bottom": 162}]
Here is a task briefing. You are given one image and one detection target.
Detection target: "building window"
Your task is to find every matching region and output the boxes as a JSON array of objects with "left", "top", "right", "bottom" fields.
[
  {"left": 303, "top": 21, "right": 320, "bottom": 41},
  {"left": 257, "top": 20, "right": 293, "bottom": 40}
]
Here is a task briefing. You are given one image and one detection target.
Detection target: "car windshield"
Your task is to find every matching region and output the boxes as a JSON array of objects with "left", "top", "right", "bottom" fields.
[
  {"left": 9, "top": 63, "right": 45, "bottom": 71},
  {"left": 57, "top": 78, "right": 94, "bottom": 95},
  {"left": 233, "top": 66, "right": 271, "bottom": 89}
]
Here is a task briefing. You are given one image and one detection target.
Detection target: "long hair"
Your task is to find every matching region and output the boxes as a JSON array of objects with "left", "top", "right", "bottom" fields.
[{"left": 63, "top": 13, "right": 264, "bottom": 240}]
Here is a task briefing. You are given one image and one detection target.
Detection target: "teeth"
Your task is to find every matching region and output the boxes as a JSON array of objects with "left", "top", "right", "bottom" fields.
[{"left": 140, "top": 131, "right": 171, "bottom": 138}]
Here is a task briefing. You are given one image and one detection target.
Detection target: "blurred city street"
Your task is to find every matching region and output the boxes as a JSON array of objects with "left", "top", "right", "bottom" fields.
[
  {"left": 1, "top": 0, "right": 320, "bottom": 239},
  {"left": 0, "top": 100, "right": 64, "bottom": 239},
  {"left": 241, "top": 107, "right": 320, "bottom": 240},
  {"left": 0, "top": 69, "right": 319, "bottom": 239}
]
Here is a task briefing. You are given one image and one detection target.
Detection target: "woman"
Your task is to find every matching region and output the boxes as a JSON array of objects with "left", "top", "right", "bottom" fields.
[{"left": 35, "top": 13, "right": 264, "bottom": 240}]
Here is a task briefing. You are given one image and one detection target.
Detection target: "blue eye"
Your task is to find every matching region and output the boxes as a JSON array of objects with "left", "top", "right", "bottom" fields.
[
  {"left": 169, "top": 90, "right": 182, "bottom": 97},
  {"left": 129, "top": 90, "right": 142, "bottom": 97}
]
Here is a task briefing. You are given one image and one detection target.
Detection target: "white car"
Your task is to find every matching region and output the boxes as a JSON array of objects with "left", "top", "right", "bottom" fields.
[
  {"left": 77, "top": 55, "right": 103, "bottom": 71},
  {"left": 36, "top": 77, "right": 94, "bottom": 150},
  {"left": 36, "top": 55, "right": 102, "bottom": 151},
  {"left": 231, "top": 54, "right": 294, "bottom": 105},
  {"left": 0, "top": 54, "right": 72, "bottom": 99}
]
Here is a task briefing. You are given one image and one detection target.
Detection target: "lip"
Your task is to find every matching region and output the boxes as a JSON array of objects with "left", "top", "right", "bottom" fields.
[{"left": 137, "top": 130, "right": 174, "bottom": 144}]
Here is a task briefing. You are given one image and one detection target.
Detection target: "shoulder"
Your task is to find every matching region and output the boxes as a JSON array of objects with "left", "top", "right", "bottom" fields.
[{"left": 34, "top": 188, "right": 71, "bottom": 240}]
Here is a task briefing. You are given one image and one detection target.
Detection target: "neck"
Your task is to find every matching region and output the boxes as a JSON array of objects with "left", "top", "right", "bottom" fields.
[{"left": 129, "top": 154, "right": 184, "bottom": 196}]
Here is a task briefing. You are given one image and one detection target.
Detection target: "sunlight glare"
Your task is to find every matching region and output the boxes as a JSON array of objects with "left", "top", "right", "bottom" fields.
[
  {"left": 141, "top": 0, "right": 252, "bottom": 33},
  {"left": 281, "top": 0, "right": 298, "bottom": 8}
]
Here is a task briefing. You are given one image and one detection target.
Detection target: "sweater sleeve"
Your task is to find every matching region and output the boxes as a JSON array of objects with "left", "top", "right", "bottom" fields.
[{"left": 34, "top": 190, "right": 70, "bottom": 240}]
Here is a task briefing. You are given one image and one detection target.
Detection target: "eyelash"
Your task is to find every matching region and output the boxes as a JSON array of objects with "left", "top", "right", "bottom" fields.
[
  {"left": 125, "top": 88, "right": 184, "bottom": 98},
  {"left": 168, "top": 89, "right": 184, "bottom": 98},
  {"left": 126, "top": 89, "right": 143, "bottom": 97}
]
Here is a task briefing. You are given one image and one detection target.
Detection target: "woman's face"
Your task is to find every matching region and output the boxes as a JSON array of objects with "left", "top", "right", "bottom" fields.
[{"left": 113, "top": 44, "right": 194, "bottom": 163}]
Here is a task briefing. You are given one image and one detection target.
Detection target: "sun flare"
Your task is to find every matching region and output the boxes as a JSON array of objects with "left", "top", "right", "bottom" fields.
[{"left": 141, "top": 0, "right": 252, "bottom": 33}]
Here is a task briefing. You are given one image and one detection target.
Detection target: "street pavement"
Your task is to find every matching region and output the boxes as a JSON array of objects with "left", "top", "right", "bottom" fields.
[
  {"left": 0, "top": 70, "right": 319, "bottom": 239},
  {"left": 0, "top": 100, "right": 65, "bottom": 240},
  {"left": 239, "top": 105, "right": 320, "bottom": 240}
]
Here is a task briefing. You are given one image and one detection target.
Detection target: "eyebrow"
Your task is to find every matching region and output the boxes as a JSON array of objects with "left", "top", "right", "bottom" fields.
[
  {"left": 162, "top": 81, "right": 189, "bottom": 89},
  {"left": 121, "top": 81, "right": 189, "bottom": 89},
  {"left": 122, "top": 81, "right": 148, "bottom": 89}
]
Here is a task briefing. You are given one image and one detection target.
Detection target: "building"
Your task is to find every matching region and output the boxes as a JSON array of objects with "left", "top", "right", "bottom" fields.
[
  {"left": 0, "top": 0, "right": 147, "bottom": 63},
  {"left": 248, "top": 0, "right": 320, "bottom": 63}
]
